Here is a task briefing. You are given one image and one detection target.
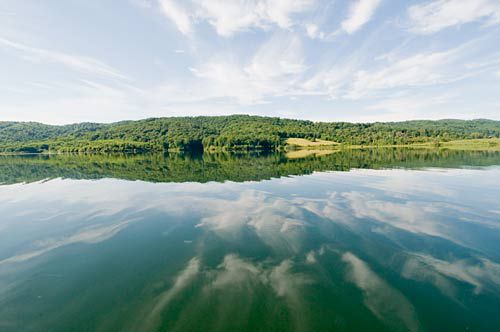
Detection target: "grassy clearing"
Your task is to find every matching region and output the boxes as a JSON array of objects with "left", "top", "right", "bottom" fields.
[
  {"left": 286, "top": 149, "right": 338, "bottom": 159},
  {"left": 286, "top": 138, "right": 339, "bottom": 147},
  {"left": 438, "top": 138, "right": 500, "bottom": 150}
]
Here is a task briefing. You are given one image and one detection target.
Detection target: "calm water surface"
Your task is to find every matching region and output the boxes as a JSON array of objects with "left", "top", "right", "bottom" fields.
[{"left": 0, "top": 149, "right": 499, "bottom": 332}]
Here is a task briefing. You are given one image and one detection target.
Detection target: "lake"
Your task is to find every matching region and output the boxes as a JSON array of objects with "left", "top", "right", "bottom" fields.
[{"left": 0, "top": 149, "right": 499, "bottom": 332}]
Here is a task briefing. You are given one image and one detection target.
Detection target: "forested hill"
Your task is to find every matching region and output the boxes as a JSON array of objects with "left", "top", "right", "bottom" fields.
[{"left": 1, "top": 115, "right": 499, "bottom": 153}]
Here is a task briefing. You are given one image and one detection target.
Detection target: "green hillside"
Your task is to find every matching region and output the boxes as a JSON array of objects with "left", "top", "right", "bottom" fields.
[{"left": 1, "top": 115, "right": 499, "bottom": 153}]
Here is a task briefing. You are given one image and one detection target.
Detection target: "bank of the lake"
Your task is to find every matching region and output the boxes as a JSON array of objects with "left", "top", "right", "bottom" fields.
[{"left": 286, "top": 137, "right": 500, "bottom": 151}]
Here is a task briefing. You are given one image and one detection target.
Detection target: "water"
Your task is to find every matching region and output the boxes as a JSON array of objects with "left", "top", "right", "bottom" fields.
[{"left": 0, "top": 149, "right": 499, "bottom": 332}]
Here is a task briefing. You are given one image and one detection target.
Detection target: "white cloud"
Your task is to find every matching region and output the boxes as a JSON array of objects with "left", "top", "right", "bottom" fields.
[
  {"left": 158, "top": 0, "right": 193, "bottom": 35},
  {"left": 342, "top": 191, "right": 448, "bottom": 238},
  {"left": 321, "top": 174, "right": 500, "bottom": 250},
  {"left": 304, "top": 23, "right": 326, "bottom": 39},
  {"left": 198, "top": 0, "right": 316, "bottom": 36},
  {"left": 264, "top": 0, "right": 316, "bottom": 29},
  {"left": 301, "top": 59, "right": 360, "bottom": 99},
  {"left": 408, "top": 0, "right": 500, "bottom": 34},
  {"left": 0, "top": 220, "right": 134, "bottom": 265},
  {"left": 194, "top": 189, "right": 310, "bottom": 254},
  {"left": 401, "top": 255, "right": 458, "bottom": 298},
  {"left": 195, "top": 0, "right": 267, "bottom": 37},
  {"left": 211, "top": 254, "right": 262, "bottom": 288},
  {"left": 341, "top": 0, "right": 382, "bottom": 34},
  {"left": 187, "top": 33, "right": 307, "bottom": 104},
  {"left": 305, "top": 250, "right": 317, "bottom": 264},
  {"left": 303, "top": 45, "right": 473, "bottom": 100},
  {"left": 269, "top": 259, "right": 311, "bottom": 298},
  {"left": 347, "top": 50, "right": 460, "bottom": 99},
  {"left": 5, "top": 1, "right": 498, "bottom": 122},
  {"left": 0, "top": 37, "right": 128, "bottom": 80},
  {"left": 156, "top": 0, "right": 315, "bottom": 36},
  {"left": 0, "top": 36, "right": 490, "bottom": 123},
  {"left": 146, "top": 258, "right": 200, "bottom": 330},
  {"left": 342, "top": 252, "right": 419, "bottom": 332},
  {"left": 403, "top": 254, "right": 500, "bottom": 295},
  {"left": 209, "top": 254, "right": 311, "bottom": 320},
  {"left": 245, "top": 33, "right": 306, "bottom": 78},
  {"left": 305, "top": 23, "right": 319, "bottom": 38}
]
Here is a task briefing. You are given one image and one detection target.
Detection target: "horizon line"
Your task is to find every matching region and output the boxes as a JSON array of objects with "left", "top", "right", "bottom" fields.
[{"left": 2, "top": 114, "right": 499, "bottom": 127}]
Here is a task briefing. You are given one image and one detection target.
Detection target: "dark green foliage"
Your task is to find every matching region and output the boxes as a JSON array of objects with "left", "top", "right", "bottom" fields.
[
  {"left": 0, "top": 116, "right": 499, "bottom": 153},
  {"left": 0, "top": 121, "right": 104, "bottom": 142}
]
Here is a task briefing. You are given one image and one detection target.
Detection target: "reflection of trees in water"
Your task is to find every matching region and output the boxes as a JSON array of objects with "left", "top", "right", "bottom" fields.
[{"left": 1, "top": 148, "right": 500, "bottom": 184}]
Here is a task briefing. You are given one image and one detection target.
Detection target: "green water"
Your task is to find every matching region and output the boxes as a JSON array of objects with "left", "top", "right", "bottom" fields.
[{"left": 0, "top": 149, "right": 499, "bottom": 331}]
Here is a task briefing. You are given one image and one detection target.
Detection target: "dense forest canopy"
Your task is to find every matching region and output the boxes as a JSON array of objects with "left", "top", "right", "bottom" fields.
[{"left": 1, "top": 115, "right": 499, "bottom": 153}]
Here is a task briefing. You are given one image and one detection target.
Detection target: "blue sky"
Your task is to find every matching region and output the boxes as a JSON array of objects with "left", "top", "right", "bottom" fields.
[{"left": 1, "top": 0, "right": 499, "bottom": 124}]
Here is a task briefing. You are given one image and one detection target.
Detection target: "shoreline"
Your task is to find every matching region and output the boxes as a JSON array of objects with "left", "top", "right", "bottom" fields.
[{"left": 1, "top": 138, "right": 499, "bottom": 156}]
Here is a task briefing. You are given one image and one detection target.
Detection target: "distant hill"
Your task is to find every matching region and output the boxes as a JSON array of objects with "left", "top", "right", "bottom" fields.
[{"left": 0, "top": 115, "right": 499, "bottom": 153}]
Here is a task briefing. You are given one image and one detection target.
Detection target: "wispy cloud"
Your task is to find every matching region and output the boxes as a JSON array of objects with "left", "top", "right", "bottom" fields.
[
  {"left": 156, "top": 0, "right": 316, "bottom": 37},
  {"left": 0, "top": 220, "right": 134, "bottom": 265},
  {"left": 158, "top": 0, "right": 193, "bottom": 35},
  {"left": 304, "top": 23, "right": 325, "bottom": 39},
  {"left": 200, "top": 0, "right": 316, "bottom": 36},
  {"left": 301, "top": 38, "right": 488, "bottom": 101},
  {"left": 408, "top": 0, "right": 500, "bottom": 34},
  {"left": 185, "top": 33, "right": 307, "bottom": 104},
  {"left": 145, "top": 258, "right": 200, "bottom": 331},
  {"left": 402, "top": 253, "right": 500, "bottom": 295},
  {"left": 211, "top": 254, "right": 262, "bottom": 288},
  {"left": 341, "top": 0, "right": 382, "bottom": 34},
  {"left": 346, "top": 49, "right": 463, "bottom": 99},
  {"left": 0, "top": 37, "right": 128, "bottom": 80},
  {"left": 342, "top": 252, "right": 420, "bottom": 332},
  {"left": 1, "top": 0, "right": 499, "bottom": 122}
]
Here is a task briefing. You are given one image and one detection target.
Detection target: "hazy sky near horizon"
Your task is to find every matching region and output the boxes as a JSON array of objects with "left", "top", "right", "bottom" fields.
[{"left": 1, "top": 0, "right": 500, "bottom": 124}]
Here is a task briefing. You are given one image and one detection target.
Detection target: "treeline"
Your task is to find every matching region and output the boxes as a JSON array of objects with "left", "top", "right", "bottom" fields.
[
  {"left": 1, "top": 149, "right": 500, "bottom": 185},
  {"left": 1, "top": 115, "right": 499, "bottom": 153}
]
